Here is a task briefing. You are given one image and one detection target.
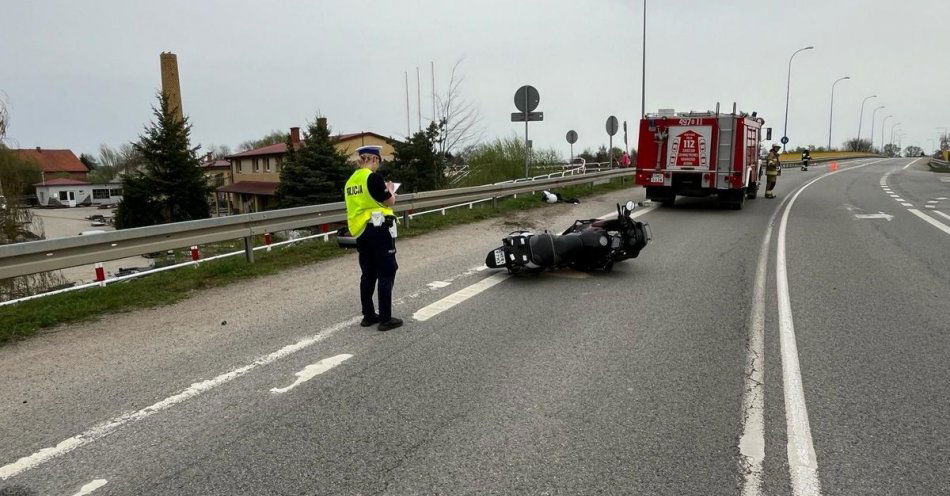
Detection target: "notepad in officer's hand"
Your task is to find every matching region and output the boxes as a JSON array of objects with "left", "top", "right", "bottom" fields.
[{"left": 389, "top": 182, "right": 401, "bottom": 193}]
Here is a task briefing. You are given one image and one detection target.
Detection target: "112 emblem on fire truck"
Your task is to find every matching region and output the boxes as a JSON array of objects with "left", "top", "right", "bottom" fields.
[{"left": 667, "top": 126, "right": 711, "bottom": 168}]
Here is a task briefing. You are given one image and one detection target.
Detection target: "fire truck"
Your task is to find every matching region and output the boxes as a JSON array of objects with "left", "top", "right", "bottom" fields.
[{"left": 634, "top": 105, "right": 769, "bottom": 210}]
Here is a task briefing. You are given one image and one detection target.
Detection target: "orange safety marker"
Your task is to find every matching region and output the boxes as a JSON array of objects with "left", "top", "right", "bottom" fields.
[{"left": 828, "top": 161, "right": 838, "bottom": 172}]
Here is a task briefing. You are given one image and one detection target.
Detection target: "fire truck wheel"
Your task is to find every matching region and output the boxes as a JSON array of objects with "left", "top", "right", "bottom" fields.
[{"left": 747, "top": 183, "right": 759, "bottom": 199}]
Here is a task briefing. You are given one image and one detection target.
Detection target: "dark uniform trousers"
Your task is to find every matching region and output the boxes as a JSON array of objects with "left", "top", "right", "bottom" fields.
[{"left": 356, "top": 224, "right": 398, "bottom": 321}]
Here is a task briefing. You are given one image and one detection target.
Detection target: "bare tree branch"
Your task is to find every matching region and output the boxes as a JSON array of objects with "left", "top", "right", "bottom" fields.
[{"left": 435, "top": 58, "right": 484, "bottom": 156}]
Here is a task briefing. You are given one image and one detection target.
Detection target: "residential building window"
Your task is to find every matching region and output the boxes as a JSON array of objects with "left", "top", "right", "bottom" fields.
[
  {"left": 93, "top": 189, "right": 110, "bottom": 200},
  {"left": 110, "top": 188, "right": 123, "bottom": 197},
  {"left": 253, "top": 158, "right": 260, "bottom": 172},
  {"left": 58, "top": 191, "right": 68, "bottom": 201},
  {"left": 235, "top": 160, "right": 242, "bottom": 174},
  {"left": 264, "top": 157, "right": 271, "bottom": 172}
]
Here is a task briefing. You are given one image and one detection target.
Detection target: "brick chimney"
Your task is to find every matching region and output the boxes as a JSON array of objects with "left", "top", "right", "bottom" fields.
[{"left": 290, "top": 127, "right": 301, "bottom": 145}]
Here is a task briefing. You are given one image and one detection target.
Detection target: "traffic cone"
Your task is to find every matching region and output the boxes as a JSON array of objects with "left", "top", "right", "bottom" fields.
[{"left": 829, "top": 161, "right": 838, "bottom": 172}]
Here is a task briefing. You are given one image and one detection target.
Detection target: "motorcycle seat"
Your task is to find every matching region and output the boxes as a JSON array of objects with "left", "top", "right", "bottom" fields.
[{"left": 528, "top": 233, "right": 584, "bottom": 266}]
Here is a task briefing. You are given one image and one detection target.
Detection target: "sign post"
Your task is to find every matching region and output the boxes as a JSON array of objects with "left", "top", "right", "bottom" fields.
[
  {"left": 606, "top": 116, "right": 619, "bottom": 167},
  {"left": 513, "top": 85, "right": 541, "bottom": 177},
  {"left": 566, "top": 130, "right": 578, "bottom": 166}
]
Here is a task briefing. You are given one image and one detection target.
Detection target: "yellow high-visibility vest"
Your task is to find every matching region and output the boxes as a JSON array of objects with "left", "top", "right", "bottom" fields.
[{"left": 344, "top": 168, "right": 394, "bottom": 238}]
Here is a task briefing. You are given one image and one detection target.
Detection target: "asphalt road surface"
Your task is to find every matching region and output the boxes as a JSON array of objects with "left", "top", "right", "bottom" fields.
[{"left": 1, "top": 157, "right": 947, "bottom": 495}]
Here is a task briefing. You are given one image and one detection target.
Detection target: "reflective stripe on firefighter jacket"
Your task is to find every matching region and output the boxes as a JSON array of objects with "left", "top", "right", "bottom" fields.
[{"left": 344, "top": 168, "right": 394, "bottom": 238}]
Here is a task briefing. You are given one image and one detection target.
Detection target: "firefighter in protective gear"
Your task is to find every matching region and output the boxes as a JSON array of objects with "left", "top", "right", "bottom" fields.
[
  {"left": 801, "top": 149, "right": 812, "bottom": 171},
  {"left": 765, "top": 145, "right": 782, "bottom": 198},
  {"left": 344, "top": 145, "right": 403, "bottom": 332}
]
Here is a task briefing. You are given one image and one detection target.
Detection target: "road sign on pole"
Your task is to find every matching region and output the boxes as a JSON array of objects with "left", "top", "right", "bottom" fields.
[
  {"left": 566, "top": 130, "right": 578, "bottom": 165},
  {"left": 781, "top": 136, "right": 790, "bottom": 145},
  {"left": 606, "top": 116, "right": 619, "bottom": 167},
  {"left": 514, "top": 85, "right": 541, "bottom": 178}
]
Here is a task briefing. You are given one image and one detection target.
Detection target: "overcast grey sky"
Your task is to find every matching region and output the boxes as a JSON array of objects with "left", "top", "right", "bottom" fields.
[{"left": 1, "top": 0, "right": 947, "bottom": 158}]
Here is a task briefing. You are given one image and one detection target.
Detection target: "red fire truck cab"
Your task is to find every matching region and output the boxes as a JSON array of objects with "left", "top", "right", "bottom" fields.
[{"left": 634, "top": 108, "right": 769, "bottom": 209}]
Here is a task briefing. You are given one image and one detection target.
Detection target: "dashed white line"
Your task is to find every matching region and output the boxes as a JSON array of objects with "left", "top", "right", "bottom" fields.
[
  {"left": 70, "top": 479, "right": 107, "bottom": 495},
  {"left": 888, "top": 194, "right": 900, "bottom": 198},
  {"left": 426, "top": 281, "right": 451, "bottom": 289},
  {"left": 894, "top": 198, "right": 906, "bottom": 202},
  {"left": 413, "top": 272, "right": 510, "bottom": 321},
  {"left": 901, "top": 203, "right": 913, "bottom": 207},
  {"left": 270, "top": 354, "right": 352, "bottom": 394},
  {"left": 0, "top": 316, "right": 362, "bottom": 481}
]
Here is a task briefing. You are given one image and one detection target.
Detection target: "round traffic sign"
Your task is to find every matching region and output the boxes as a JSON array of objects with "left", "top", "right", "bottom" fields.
[
  {"left": 781, "top": 136, "right": 789, "bottom": 145},
  {"left": 566, "top": 130, "right": 578, "bottom": 144},
  {"left": 514, "top": 85, "right": 540, "bottom": 112},
  {"left": 606, "top": 116, "right": 619, "bottom": 136}
]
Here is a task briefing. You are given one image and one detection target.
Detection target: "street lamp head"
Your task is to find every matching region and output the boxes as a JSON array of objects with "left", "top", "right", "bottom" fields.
[{"left": 804, "top": 46, "right": 815, "bottom": 50}]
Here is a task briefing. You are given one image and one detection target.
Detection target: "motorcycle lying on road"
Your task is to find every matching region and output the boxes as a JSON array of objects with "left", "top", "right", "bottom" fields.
[{"left": 484, "top": 201, "right": 651, "bottom": 274}]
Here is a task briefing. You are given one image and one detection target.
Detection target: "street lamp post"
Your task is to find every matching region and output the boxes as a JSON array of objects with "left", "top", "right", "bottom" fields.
[
  {"left": 828, "top": 76, "right": 850, "bottom": 149},
  {"left": 939, "top": 127, "right": 949, "bottom": 151},
  {"left": 857, "top": 95, "right": 877, "bottom": 142},
  {"left": 880, "top": 115, "right": 893, "bottom": 153},
  {"left": 782, "top": 45, "right": 814, "bottom": 151},
  {"left": 890, "top": 122, "right": 901, "bottom": 146},
  {"left": 828, "top": 76, "right": 851, "bottom": 150},
  {"left": 869, "top": 105, "right": 885, "bottom": 150}
]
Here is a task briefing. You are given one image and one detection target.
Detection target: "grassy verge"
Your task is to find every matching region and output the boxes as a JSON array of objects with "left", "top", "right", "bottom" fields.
[{"left": 0, "top": 179, "right": 633, "bottom": 345}]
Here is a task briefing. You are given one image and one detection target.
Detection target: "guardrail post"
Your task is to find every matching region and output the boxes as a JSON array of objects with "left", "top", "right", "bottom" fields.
[
  {"left": 491, "top": 196, "right": 497, "bottom": 209},
  {"left": 402, "top": 210, "right": 409, "bottom": 227},
  {"left": 243, "top": 236, "right": 255, "bottom": 263}
]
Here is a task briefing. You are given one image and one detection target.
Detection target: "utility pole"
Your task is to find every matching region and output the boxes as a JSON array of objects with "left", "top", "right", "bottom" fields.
[
  {"left": 404, "top": 72, "right": 410, "bottom": 137},
  {"left": 641, "top": 0, "right": 647, "bottom": 118},
  {"left": 416, "top": 67, "right": 422, "bottom": 131}
]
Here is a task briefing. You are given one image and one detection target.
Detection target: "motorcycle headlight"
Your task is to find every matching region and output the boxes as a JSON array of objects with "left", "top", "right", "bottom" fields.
[{"left": 599, "top": 236, "right": 608, "bottom": 247}]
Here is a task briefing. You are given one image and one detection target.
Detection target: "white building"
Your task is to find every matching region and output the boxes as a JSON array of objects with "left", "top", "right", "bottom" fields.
[{"left": 34, "top": 178, "right": 123, "bottom": 207}]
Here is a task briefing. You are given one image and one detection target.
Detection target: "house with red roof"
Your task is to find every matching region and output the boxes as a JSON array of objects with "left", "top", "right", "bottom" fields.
[
  {"left": 14, "top": 147, "right": 89, "bottom": 181},
  {"left": 220, "top": 120, "right": 398, "bottom": 213}
]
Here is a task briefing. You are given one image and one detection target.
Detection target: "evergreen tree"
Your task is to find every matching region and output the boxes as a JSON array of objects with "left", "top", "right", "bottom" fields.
[
  {"left": 275, "top": 116, "right": 351, "bottom": 207},
  {"left": 389, "top": 122, "right": 445, "bottom": 192},
  {"left": 79, "top": 153, "right": 99, "bottom": 170},
  {"left": 115, "top": 93, "right": 211, "bottom": 229}
]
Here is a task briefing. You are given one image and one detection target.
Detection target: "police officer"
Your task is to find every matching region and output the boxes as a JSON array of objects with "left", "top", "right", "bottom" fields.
[
  {"left": 765, "top": 144, "right": 782, "bottom": 198},
  {"left": 801, "top": 148, "right": 812, "bottom": 171},
  {"left": 344, "top": 145, "right": 402, "bottom": 331}
]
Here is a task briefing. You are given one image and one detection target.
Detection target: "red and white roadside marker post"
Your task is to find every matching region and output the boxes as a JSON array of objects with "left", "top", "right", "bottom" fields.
[
  {"left": 94, "top": 263, "right": 106, "bottom": 287},
  {"left": 190, "top": 245, "right": 200, "bottom": 266},
  {"left": 264, "top": 233, "right": 273, "bottom": 252}
]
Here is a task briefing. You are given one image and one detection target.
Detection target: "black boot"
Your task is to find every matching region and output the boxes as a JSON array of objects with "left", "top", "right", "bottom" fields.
[
  {"left": 378, "top": 318, "right": 403, "bottom": 332},
  {"left": 360, "top": 315, "right": 380, "bottom": 327}
]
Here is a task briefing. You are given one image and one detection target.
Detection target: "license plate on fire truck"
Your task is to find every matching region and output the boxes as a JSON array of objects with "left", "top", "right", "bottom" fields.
[{"left": 650, "top": 173, "right": 664, "bottom": 183}]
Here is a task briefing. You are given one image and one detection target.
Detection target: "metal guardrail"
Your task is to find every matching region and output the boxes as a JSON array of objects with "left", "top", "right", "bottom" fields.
[
  {"left": 0, "top": 168, "right": 635, "bottom": 280},
  {"left": 928, "top": 158, "right": 950, "bottom": 171}
]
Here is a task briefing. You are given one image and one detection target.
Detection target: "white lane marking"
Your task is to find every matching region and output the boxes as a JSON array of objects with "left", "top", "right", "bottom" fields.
[
  {"left": 901, "top": 203, "right": 913, "bottom": 207},
  {"left": 739, "top": 192, "right": 793, "bottom": 496},
  {"left": 888, "top": 194, "right": 900, "bottom": 198},
  {"left": 937, "top": 197, "right": 948, "bottom": 201},
  {"left": 426, "top": 281, "right": 451, "bottom": 289},
  {"left": 854, "top": 212, "right": 894, "bottom": 221},
  {"left": 907, "top": 209, "right": 950, "bottom": 236},
  {"left": 775, "top": 157, "right": 886, "bottom": 495},
  {"left": 925, "top": 205, "right": 936, "bottom": 209},
  {"left": 270, "top": 354, "right": 352, "bottom": 394},
  {"left": 902, "top": 157, "right": 924, "bottom": 170},
  {"left": 934, "top": 211, "right": 950, "bottom": 222},
  {"left": 0, "top": 316, "right": 360, "bottom": 481},
  {"left": 927, "top": 200, "right": 939, "bottom": 204},
  {"left": 0, "top": 259, "right": 527, "bottom": 480},
  {"left": 70, "top": 479, "right": 107, "bottom": 495},
  {"left": 413, "top": 272, "right": 510, "bottom": 321},
  {"left": 894, "top": 198, "right": 906, "bottom": 202}
]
